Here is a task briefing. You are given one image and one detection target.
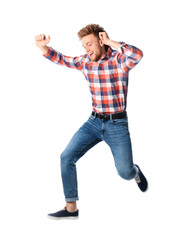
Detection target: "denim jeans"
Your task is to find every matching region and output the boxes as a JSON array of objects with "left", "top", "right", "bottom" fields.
[{"left": 60, "top": 112, "right": 138, "bottom": 202}]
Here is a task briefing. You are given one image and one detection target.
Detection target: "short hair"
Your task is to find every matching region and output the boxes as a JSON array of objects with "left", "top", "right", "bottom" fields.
[
  {"left": 78, "top": 24, "right": 109, "bottom": 50},
  {"left": 78, "top": 24, "right": 107, "bottom": 39}
]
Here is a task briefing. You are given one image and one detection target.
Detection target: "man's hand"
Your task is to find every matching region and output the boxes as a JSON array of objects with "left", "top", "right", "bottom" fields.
[
  {"left": 99, "top": 32, "right": 121, "bottom": 50},
  {"left": 35, "top": 34, "right": 51, "bottom": 54},
  {"left": 35, "top": 34, "right": 50, "bottom": 48},
  {"left": 99, "top": 32, "right": 110, "bottom": 45}
]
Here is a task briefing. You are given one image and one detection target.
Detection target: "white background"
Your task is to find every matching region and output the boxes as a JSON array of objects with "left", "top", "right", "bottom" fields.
[{"left": 0, "top": 0, "right": 183, "bottom": 239}]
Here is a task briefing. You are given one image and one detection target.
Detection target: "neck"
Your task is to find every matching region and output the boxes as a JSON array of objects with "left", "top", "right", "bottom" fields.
[{"left": 99, "top": 48, "right": 107, "bottom": 60}]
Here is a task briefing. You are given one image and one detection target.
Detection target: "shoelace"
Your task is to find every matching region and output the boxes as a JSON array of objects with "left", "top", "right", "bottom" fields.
[{"left": 135, "top": 174, "right": 141, "bottom": 183}]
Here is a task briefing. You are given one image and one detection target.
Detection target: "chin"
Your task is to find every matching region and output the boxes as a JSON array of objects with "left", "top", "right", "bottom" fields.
[{"left": 91, "top": 56, "right": 99, "bottom": 62}]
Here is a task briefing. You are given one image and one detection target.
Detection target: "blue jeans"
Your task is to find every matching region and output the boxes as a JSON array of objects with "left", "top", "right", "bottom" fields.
[{"left": 60, "top": 113, "right": 138, "bottom": 202}]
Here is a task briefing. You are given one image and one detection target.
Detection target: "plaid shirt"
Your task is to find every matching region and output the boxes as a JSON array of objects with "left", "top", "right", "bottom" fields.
[{"left": 43, "top": 42, "right": 143, "bottom": 114}]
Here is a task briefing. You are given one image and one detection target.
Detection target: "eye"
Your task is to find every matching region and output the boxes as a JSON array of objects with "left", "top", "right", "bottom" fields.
[{"left": 82, "top": 43, "right": 92, "bottom": 50}]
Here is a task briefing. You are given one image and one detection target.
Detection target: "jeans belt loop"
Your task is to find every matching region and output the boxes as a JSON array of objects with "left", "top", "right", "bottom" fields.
[{"left": 110, "top": 114, "right": 112, "bottom": 120}]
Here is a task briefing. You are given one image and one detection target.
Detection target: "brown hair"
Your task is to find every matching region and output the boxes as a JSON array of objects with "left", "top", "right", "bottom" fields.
[
  {"left": 78, "top": 24, "right": 109, "bottom": 51},
  {"left": 77, "top": 24, "right": 107, "bottom": 39}
]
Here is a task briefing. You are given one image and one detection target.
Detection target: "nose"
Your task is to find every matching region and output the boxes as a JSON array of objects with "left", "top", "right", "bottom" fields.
[{"left": 85, "top": 46, "right": 90, "bottom": 53}]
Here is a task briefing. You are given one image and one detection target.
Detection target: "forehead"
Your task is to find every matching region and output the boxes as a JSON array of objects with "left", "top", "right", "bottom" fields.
[{"left": 82, "top": 34, "right": 98, "bottom": 45}]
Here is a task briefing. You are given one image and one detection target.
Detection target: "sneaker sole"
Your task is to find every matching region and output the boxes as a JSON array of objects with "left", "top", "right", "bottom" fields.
[{"left": 47, "top": 215, "right": 79, "bottom": 220}]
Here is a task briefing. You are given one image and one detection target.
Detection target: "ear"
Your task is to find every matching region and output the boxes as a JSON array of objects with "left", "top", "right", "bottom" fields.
[{"left": 99, "top": 39, "right": 104, "bottom": 47}]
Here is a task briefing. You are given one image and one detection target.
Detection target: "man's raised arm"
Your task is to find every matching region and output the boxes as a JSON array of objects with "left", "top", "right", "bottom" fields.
[
  {"left": 99, "top": 32, "right": 143, "bottom": 70},
  {"left": 35, "top": 34, "right": 84, "bottom": 71}
]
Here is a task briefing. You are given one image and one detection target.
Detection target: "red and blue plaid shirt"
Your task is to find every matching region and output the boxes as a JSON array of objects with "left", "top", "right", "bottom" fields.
[{"left": 43, "top": 42, "right": 143, "bottom": 114}]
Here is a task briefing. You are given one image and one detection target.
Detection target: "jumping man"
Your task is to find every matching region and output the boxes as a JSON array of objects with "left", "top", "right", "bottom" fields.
[{"left": 35, "top": 24, "right": 148, "bottom": 219}]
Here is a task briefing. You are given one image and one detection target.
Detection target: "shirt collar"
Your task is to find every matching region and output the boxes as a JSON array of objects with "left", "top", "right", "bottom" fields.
[{"left": 100, "top": 47, "right": 112, "bottom": 61}]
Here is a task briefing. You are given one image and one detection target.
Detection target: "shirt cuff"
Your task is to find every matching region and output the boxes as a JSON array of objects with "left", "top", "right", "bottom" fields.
[
  {"left": 43, "top": 47, "right": 53, "bottom": 57},
  {"left": 117, "top": 42, "right": 127, "bottom": 53}
]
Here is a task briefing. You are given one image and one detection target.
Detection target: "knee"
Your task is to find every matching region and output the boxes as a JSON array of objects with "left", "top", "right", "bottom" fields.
[
  {"left": 60, "top": 152, "right": 70, "bottom": 175},
  {"left": 60, "top": 150, "right": 75, "bottom": 167},
  {"left": 60, "top": 151, "right": 68, "bottom": 165}
]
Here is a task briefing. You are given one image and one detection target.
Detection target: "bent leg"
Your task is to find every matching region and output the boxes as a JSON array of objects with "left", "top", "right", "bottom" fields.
[
  {"left": 104, "top": 118, "right": 138, "bottom": 180},
  {"left": 61, "top": 121, "right": 102, "bottom": 202}
]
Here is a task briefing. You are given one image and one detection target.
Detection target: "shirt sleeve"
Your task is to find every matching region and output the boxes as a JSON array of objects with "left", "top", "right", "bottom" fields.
[
  {"left": 43, "top": 47, "right": 85, "bottom": 71},
  {"left": 116, "top": 42, "right": 143, "bottom": 71}
]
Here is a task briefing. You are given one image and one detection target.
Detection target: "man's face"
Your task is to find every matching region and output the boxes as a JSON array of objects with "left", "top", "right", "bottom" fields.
[{"left": 82, "top": 34, "right": 105, "bottom": 62}]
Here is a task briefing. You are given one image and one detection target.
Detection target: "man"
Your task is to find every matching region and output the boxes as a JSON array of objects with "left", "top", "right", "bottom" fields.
[{"left": 35, "top": 24, "right": 148, "bottom": 220}]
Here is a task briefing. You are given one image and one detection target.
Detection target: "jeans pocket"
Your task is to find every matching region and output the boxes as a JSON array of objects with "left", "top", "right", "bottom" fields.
[{"left": 111, "top": 117, "right": 128, "bottom": 125}]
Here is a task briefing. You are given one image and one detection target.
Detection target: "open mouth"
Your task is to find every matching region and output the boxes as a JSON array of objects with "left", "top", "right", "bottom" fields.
[{"left": 89, "top": 52, "right": 94, "bottom": 57}]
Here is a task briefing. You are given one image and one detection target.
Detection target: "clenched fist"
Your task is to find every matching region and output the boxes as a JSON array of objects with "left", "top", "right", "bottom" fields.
[{"left": 35, "top": 34, "right": 50, "bottom": 54}]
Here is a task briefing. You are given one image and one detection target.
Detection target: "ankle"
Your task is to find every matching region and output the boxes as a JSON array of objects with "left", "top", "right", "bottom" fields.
[{"left": 66, "top": 202, "right": 77, "bottom": 212}]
